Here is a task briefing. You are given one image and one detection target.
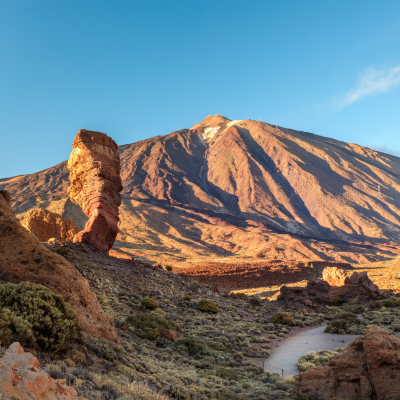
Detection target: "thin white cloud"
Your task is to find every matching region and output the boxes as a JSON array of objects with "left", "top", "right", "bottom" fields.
[
  {"left": 339, "top": 65, "right": 400, "bottom": 109},
  {"left": 369, "top": 145, "right": 400, "bottom": 157}
]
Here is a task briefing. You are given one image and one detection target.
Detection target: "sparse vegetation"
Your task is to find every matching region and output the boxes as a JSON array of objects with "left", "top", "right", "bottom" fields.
[
  {"left": 0, "top": 282, "right": 82, "bottom": 352},
  {"left": 297, "top": 349, "right": 343, "bottom": 372},
  {"left": 141, "top": 297, "right": 159, "bottom": 310},
  {"left": 270, "top": 312, "right": 294, "bottom": 325},
  {"left": 197, "top": 299, "right": 219, "bottom": 313}
]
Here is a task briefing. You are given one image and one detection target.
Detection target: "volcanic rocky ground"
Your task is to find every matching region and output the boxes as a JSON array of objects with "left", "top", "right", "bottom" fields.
[{"left": 2, "top": 115, "right": 400, "bottom": 287}]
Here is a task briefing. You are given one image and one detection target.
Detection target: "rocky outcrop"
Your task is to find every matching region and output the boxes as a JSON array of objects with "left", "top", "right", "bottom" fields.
[
  {"left": 327, "top": 270, "right": 385, "bottom": 303},
  {"left": 322, "top": 266, "right": 349, "bottom": 286},
  {"left": 0, "top": 342, "right": 87, "bottom": 400},
  {"left": 21, "top": 207, "right": 80, "bottom": 242},
  {"left": 293, "top": 326, "right": 400, "bottom": 400},
  {"left": 0, "top": 190, "right": 118, "bottom": 343},
  {"left": 277, "top": 281, "right": 332, "bottom": 311},
  {"left": 67, "top": 129, "right": 122, "bottom": 254}
]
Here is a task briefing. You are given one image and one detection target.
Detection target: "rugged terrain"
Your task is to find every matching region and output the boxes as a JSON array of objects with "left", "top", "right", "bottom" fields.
[{"left": 2, "top": 115, "right": 400, "bottom": 276}]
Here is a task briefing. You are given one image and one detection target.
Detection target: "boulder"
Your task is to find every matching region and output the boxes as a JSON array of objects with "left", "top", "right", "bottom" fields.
[
  {"left": 0, "top": 190, "right": 118, "bottom": 343},
  {"left": 293, "top": 326, "right": 400, "bottom": 400},
  {"left": 158, "top": 329, "right": 182, "bottom": 342},
  {"left": 211, "top": 284, "right": 221, "bottom": 294},
  {"left": 21, "top": 208, "right": 80, "bottom": 242},
  {"left": 277, "top": 281, "right": 331, "bottom": 311},
  {"left": 0, "top": 342, "right": 87, "bottom": 400},
  {"left": 249, "top": 297, "right": 263, "bottom": 307},
  {"left": 322, "top": 266, "right": 348, "bottom": 286},
  {"left": 67, "top": 129, "right": 123, "bottom": 254},
  {"left": 330, "top": 270, "right": 384, "bottom": 303}
]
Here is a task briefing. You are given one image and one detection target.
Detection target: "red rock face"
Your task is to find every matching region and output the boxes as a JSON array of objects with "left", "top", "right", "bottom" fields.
[
  {"left": 0, "top": 190, "right": 118, "bottom": 343},
  {"left": 67, "top": 129, "right": 122, "bottom": 254},
  {"left": 21, "top": 207, "right": 80, "bottom": 242},
  {"left": 0, "top": 342, "right": 87, "bottom": 400},
  {"left": 293, "top": 326, "right": 400, "bottom": 400}
]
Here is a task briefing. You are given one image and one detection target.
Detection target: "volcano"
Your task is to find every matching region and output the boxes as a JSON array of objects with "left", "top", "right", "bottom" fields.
[{"left": 2, "top": 115, "right": 400, "bottom": 267}]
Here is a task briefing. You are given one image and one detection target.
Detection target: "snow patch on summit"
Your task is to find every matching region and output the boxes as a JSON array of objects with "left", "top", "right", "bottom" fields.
[{"left": 201, "top": 126, "right": 221, "bottom": 142}]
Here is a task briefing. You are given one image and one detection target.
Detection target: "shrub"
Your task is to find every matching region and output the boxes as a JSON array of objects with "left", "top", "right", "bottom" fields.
[
  {"left": 0, "top": 282, "right": 83, "bottom": 352},
  {"left": 126, "top": 313, "right": 180, "bottom": 341},
  {"left": 236, "top": 293, "right": 248, "bottom": 300},
  {"left": 324, "top": 319, "right": 348, "bottom": 334},
  {"left": 165, "top": 265, "right": 173, "bottom": 271},
  {"left": 342, "top": 303, "right": 365, "bottom": 313},
  {"left": 338, "top": 311, "right": 358, "bottom": 323},
  {"left": 331, "top": 296, "right": 342, "bottom": 306},
  {"left": 297, "top": 349, "right": 341, "bottom": 372},
  {"left": 172, "top": 336, "right": 208, "bottom": 357},
  {"left": 183, "top": 295, "right": 192, "bottom": 301},
  {"left": 270, "top": 312, "right": 294, "bottom": 325},
  {"left": 198, "top": 299, "right": 219, "bottom": 313},
  {"left": 0, "top": 308, "right": 35, "bottom": 347},
  {"left": 141, "top": 297, "right": 158, "bottom": 310},
  {"left": 392, "top": 320, "right": 400, "bottom": 332},
  {"left": 216, "top": 367, "right": 238, "bottom": 380},
  {"left": 382, "top": 298, "right": 400, "bottom": 308},
  {"left": 56, "top": 247, "right": 69, "bottom": 256}
]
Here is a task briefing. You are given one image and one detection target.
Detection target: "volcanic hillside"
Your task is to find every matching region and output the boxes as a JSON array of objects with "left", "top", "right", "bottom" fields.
[{"left": 2, "top": 115, "right": 400, "bottom": 265}]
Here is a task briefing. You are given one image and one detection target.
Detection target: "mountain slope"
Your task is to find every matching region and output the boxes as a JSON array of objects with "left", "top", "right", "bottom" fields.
[{"left": 2, "top": 115, "right": 400, "bottom": 264}]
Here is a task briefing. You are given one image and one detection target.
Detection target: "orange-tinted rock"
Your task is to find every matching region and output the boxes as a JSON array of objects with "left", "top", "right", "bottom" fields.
[
  {"left": 322, "top": 266, "right": 348, "bottom": 286},
  {"left": 67, "top": 129, "right": 122, "bottom": 254},
  {"left": 21, "top": 208, "right": 79, "bottom": 242},
  {"left": 0, "top": 342, "right": 87, "bottom": 400},
  {"left": 158, "top": 329, "right": 182, "bottom": 342},
  {"left": 293, "top": 326, "right": 400, "bottom": 400},
  {"left": 330, "top": 270, "right": 385, "bottom": 303},
  {"left": 0, "top": 190, "right": 118, "bottom": 343}
]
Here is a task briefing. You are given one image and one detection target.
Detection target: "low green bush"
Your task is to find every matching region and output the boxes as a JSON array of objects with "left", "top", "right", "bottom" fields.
[
  {"left": 141, "top": 297, "right": 158, "bottom": 310},
  {"left": 392, "top": 320, "right": 400, "bottom": 332},
  {"left": 172, "top": 336, "right": 208, "bottom": 357},
  {"left": 270, "top": 312, "right": 294, "bottom": 325},
  {"left": 338, "top": 311, "right": 358, "bottom": 323},
  {"left": 198, "top": 299, "right": 218, "bottom": 313},
  {"left": 183, "top": 295, "right": 192, "bottom": 301},
  {"left": 324, "top": 319, "right": 348, "bottom": 334},
  {"left": 165, "top": 265, "right": 173, "bottom": 271},
  {"left": 126, "top": 313, "right": 180, "bottom": 340},
  {"left": 382, "top": 298, "right": 400, "bottom": 308},
  {"left": 216, "top": 367, "right": 238, "bottom": 380},
  {"left": 0, "top": 282, "right": 83, "bottom": 352},
  {"left": 0, "top": 308, "right": 35, "bottom": 347}
]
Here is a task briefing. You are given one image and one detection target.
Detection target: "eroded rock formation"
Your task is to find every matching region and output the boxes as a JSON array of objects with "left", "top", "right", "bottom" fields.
[
  {"left": 0, "top": 342, "right": 86, "bottom": 399},
  {"left": 0, "top": 190, "right": 118, "bottom": 343},
  {"left": 322, "top": 266, "right": 349, "bottom": 286},
  {"left": 293, "top": 326, "right": 400, "bottom": 400},
  {"left": 277, "top": 281, "right": 332, "bottom": 311},
  {"left": 67, "top": 129, "right": 122, "bottom": 254},
  {"left": 21, "top": 207, "right": 80, "bottom": 242}
]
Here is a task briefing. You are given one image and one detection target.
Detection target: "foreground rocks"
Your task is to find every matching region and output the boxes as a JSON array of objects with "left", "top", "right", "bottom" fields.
[
  {"left": 0, "top": 342, "right": 86, "bottom": 400},
  {"left": 0, "top": 190, "right": 118, "bottom": 343},
  {"left": 21, "top": 207, "right": 80, "bottom": 242},
  {"left": 67, "top": 129, "right": 122, "bottom": 254},
  {"left": 293, "top": 326, "right": 400, "bottom": 400}
]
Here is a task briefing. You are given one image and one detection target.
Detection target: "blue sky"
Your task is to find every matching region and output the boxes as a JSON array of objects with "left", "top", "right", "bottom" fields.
[{"left": 1, "top": 0, "right": 400, "bottom": 178}]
